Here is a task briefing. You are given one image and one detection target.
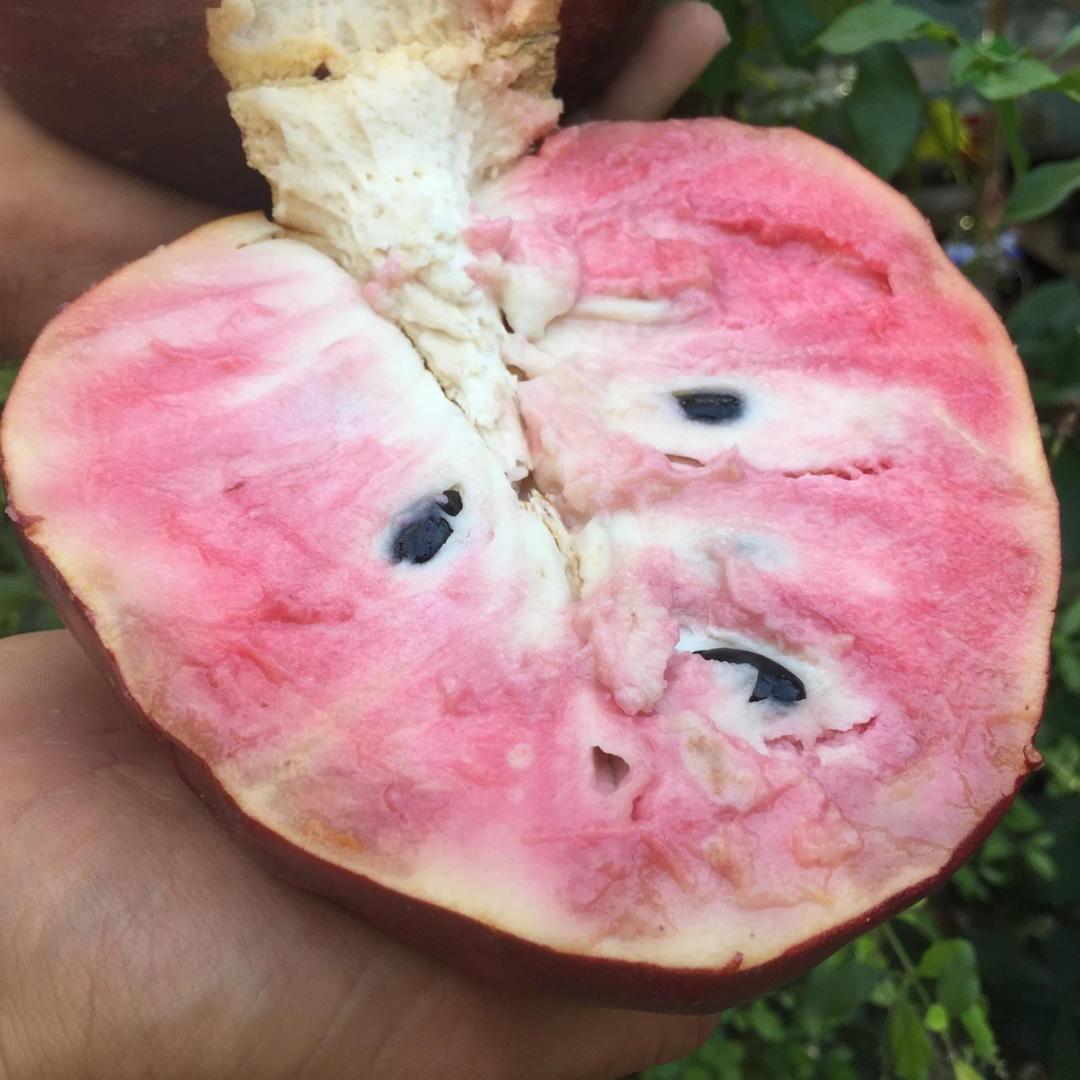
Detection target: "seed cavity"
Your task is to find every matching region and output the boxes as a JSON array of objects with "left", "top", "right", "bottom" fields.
[
  {"left": 390, "top": 489, "right": 462, "bottom": 565},
  {"left": 665, "top": 453, "right": 706, "bottom": 469},
  {"left": 592, "top": 746, "right": 630, "bottom": 793},
  {"left": 695, "top": 648, "right": 806, "bottom": 704},
  {"left": 675, "top": 390, "right": 744, "bottom": 424}
]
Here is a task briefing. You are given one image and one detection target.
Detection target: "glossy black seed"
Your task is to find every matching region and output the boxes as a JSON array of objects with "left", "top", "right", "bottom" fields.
[
  {"left": 441, "top": 489, "right": 463, "bottom": 517},
  {"left": 695, "top": 648, "right": 806, "bottom": 704},
  {"left": 676, "top": 391, "right": 744, "bottom": 424},
  {"left": 390, "top": 501, "right": 458, "bottom": 565}
]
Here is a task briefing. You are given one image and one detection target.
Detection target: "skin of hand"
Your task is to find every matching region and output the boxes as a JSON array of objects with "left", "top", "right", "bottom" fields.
[{"left": 0, "top": 6, "right": 728, "bottom": 1078}]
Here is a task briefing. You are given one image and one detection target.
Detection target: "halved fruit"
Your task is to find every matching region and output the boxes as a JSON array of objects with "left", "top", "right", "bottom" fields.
[{"left": 0, "top": 6, "right": 1059, "bottom": 1013}]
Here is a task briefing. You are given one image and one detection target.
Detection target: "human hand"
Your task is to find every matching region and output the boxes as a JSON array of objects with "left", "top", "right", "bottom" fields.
[
  {"left": 0, "top": 632, "right": 718, "bottom": 1080},
  {"left": 0, "top": 1, "right": 726, "bottom": 361}
]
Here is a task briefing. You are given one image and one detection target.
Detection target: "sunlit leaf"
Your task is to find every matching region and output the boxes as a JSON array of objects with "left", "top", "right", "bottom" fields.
[
  {"left": 1025, "top": 848, "right": 1059, "bottom": 881},
  {"left": 959, "top": 57, "right": 1060, "bottom": 101},
  {"left": 816, "top": 3, "right": 932, "bottom": 56},
  {"left": 748, "top": 998, "right": 787, "bottom": 1042},
  {"left": 889, "top": 999, "right": 933, "bottom": 1080},
  {"left": 924, "top": 1002, "right": 950, "bottom": 1032},
  {"left": 953, "top": 1062, "right": 984, "bottom": 1080},
  {"left": 914, "top": 98, "right": 972, "bottom": 164},
  {"left": 919, "top": 940, "right": 967, "bottom": 978},
  {"left": 936, "top": 942, "right": 981, "bottom": 1017},
  {"left": 960, "top": 1004, "right": 999, "bottom": 1064}
]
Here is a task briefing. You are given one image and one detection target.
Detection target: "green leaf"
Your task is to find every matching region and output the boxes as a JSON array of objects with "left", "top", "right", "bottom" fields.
[
  {"left": 897, "top": 902, "right": 938, "bottom": 940},
  {"left": 1059, "top": 595, "right": 1080, "bottom": 639},
  {"left": 816, "top": 3, "right": 931, "bottom": 56},
  {"left": 694, "top": 1035, "right": 745, "bottom": 1080},
  {"left": 996, "top": 100, "right": 1028, "bottom": 176},
  {"left": 1057, "top": 66, "right": 1080, "bottom": 105},
  {"left": 949, "top": 42, "right": 980, "bottom": 87},
  {"left": 802, "top": 958, "right": 881, "bottom": 1028},
  {"left": 1053, "top": 23, "right": 1080, "bottom": 61},
  {"left": 823, "top": 1046, "right": 859, "bottom": 1080},
  {"left": 0, "top": 363, "right": 18, "bottom": 408},
  {"left": 951, "top": 864, "right": 992, "bottom": 902},
  {"left": 1007, "top": 278, "right": 1080, "bottom": 385},
  {"left": 953, "top": 1063, "right": 983, "bottom": 1080},
  {"left": 968, "top": 57, "right": 1061, "bottom": 101},
  {"left": 960, "top": 1004, "right": 999, "bottom": 1064},
  {"left": 924, "top": 1002, "right": 950, "bottom": 1032},
  {"left": 1025, "top": 847, "right": 1059, "bottom": 880},
  {"left": 844, "top": 43, "right": 924, "bottom": 179},
  {"left": 747, "top": 997, "right": 787, "bottom": 1042},
  {"left": 1058, "top": 650, "right": 1080, "bottom": 696},
  {"left": 937, "top": 942, "right": 981, "bottom": 1017},
  {"left": 918, "top": 940, "right": 967, "bottom": 978},
  {"left": 759, "top": 0, "right": 824, "bottom": 69},
  {"left": 976, "top": 34, "right": 1018, "bottom": 62},
  {"left": 889, "top": 998, "right": 933, "bottom": 1080},
  {"left": 1003, "top": 795, "right": 1042, "bottom": 832},
  {"left": 1005, "top": 157, "right": 1080, "bottom": 223}
]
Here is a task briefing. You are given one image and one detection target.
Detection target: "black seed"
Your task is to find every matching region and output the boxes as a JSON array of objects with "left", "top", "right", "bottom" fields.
[
  {"left": 390, "top": 494, "right": 462, "bottom": 565},
  {"left": 695, "top": 648, "right": 806, "bottom": 704},
  {"left": 313, "top": 62, "right": 331, "bottom": 80},
  {"left": 676, "top": 391, "right": 744, "bottom": 424}
]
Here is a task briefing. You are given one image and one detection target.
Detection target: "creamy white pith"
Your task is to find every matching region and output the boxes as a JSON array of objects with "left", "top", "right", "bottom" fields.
[
  {"left": 215, "top": 0, "right": 562, "bottom": 479},
  {"left": 0, "top": 1, "right": 1057, "bottom": 987}
]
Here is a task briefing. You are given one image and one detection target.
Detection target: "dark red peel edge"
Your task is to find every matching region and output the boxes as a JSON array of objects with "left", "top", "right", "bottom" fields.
[{"left": 5, "top": 514, "right": 1040, "bottom": 1014}]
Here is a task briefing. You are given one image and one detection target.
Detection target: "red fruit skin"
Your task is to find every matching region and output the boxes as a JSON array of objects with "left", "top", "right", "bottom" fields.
[
  {"left": 9, "top": 519, "right": 1031, "bottom": 1014},
  {"left": 0, "top": 0, "right": 655, "bottom": 208}
]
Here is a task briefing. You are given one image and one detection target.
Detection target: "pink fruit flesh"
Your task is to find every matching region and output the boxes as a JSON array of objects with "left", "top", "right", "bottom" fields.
[{"left": 1, "top": 120, "right": 1058, "bottom": 1011}]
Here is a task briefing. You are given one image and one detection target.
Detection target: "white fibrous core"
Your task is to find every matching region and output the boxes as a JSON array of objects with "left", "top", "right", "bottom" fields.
[{"left": 208, "top": 0, "right": 563, "bottom": 480}]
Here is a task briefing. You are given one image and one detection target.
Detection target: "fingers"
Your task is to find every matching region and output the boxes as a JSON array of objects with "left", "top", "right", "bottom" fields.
[
  {"left": 586, "top": 1, "right": 728, "bottom": 122},
  {"left": 0, "top": 90, "right": 221, "bottom": 361},
  {"left": 0, "top": 630, "right": 717, "bottom": 1080}
]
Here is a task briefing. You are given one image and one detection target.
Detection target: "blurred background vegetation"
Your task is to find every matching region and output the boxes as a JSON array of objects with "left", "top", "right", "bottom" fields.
[{"left": 1, "top": 0, "right": 1078, "bottom": 1077}]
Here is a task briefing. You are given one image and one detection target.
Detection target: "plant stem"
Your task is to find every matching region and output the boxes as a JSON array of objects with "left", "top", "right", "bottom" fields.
[
  {"left": 976, "top": 0, "right": 1010, "bottom": 246},
  {"left": 882, "top": 922, "right": 964, "bottom": 1068}
]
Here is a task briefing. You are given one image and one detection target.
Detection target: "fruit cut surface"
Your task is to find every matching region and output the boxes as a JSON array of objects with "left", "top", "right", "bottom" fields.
[{"left": 1, "top": 120, "right": 1059, "bottom": 1012}]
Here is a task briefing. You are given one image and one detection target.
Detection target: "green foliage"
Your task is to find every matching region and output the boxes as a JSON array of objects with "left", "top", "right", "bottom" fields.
[
  {"left": 0, "top": 363, "right": 62, "bottom": 637},
  {"left": 950, "top": 36, "right": 1061, "bottom": 102},
  {"left": 1006, "top": 278, "right": 1080, "bottom": 405},
  {"left": 644, "top": 914, "right": 1006, "bottom": 1080},
  {"left": 1006, "top": 158, "right": 1080, "bottom": 223},
  {"left": 815, "top": 4, "right": 937, "bottom": 56},
  {"left": 759, "top": 0, "right": 823, "bottom": 69},
  {"left": 843, "top": 43, "right": 923, "bottom": 178}
]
